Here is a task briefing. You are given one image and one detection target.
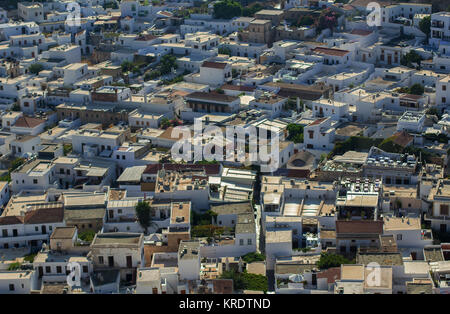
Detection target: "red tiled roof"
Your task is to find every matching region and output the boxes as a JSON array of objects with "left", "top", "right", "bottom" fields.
[
  {"left": 400, "top": 93, "right": 423, "bottom": 101},
  {"left": 212, "top": 279, "right": 233, "bottom": 294},
  {"left": 309, "top": 118, "right": 327, "bottom": 126},
  {"left": 14, "top": 116, "right": 45, "bottom": 128},
  {"left": 0, "top": 216, "right": 24, "bottom": 225},
  {"left": 336, "top": 220, "right": 384, "bottom": 234},
  {"left": 186, "top": 91, "right": 238, "bottom": 103},
  {"left": 136, "top": 34, "right": 157, "bottom": 41},
  {"left": 202, "top": 61, "right": 228, "bottom": 69},
  {"left": 312, "top": 47, "right": 350, "bottom": 57},
  {"left": 317, "top": 267, "right": 341, "bottom": 284},
  {"left": 158, "top": 11, "right": 173, "bottom": 17},
  {"left": 221, "top": 84, "right": 256, "bottom": 92},
  {"left": 350, "top": 29, "right": 373, "bottom": 36},
  {"left": 24, "top": 206, "right": 64, "bottom": 224},
  {"left": 391, "top": 131, "right": 413, "bottom": 148}
]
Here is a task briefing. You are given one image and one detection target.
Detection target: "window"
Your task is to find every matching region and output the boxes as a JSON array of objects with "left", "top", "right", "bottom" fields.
[
  {"left": 440, "top": 204, "right": 449, "bottom": 216},
  {"left": 98, "top": 256, "right": 104, "bottom": 264},
  {"left": 397, "top": 234, "right": 402, "bottom": 241},
  {"left": 56, "top": 266, "right": 62, "bottom": 273},
  {"left": 247, "top": 239, "right": 252, "bottom": 245},
  {"left": 33, "top": 179, "right": 38, "bottom": 184},
  {"left": 9, "top": 284, "right": 14, "bottom": 291},
  {"left": 45, "top": 266, "right": 51, "bottom": 273},
  {"left": 239, "top": 239, "right": 244, "bottom": 246},
  {"left": 443, "top": 85, "right": 447, "bottom": 91},
  {"left": 83, "top": 265, "right": 88, "bottom": 273}
]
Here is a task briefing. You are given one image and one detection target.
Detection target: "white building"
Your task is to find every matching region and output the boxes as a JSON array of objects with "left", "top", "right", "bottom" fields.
[
  {"left": 303, "top": 117, "right": 336, "bottom": 151},
  {"left": 396, "top": 111, "right": 425, "bottom": 133}
]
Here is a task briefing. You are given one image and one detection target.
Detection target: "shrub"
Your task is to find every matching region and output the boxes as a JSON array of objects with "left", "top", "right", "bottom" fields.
[{"left": 241, "top": 252, "right": 265, "bottom": 263}]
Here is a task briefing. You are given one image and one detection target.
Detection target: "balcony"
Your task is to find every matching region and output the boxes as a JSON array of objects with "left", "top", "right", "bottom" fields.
[{"left": 421, "top": 229, "right": 433, "bottom": 241}]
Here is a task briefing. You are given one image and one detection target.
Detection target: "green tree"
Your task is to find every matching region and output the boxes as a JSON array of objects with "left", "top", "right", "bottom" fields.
[
  {"left": 317, "top": 253, "right": 353, "bottom": 270},
  {"left": 11, "top": 103, "right": 20, "bottom": 111},
  {"left": 242, "top": 3, "right": 263, "bottom": 17},
  {"left": 213, "top": 0, "right": 242, "bottom": 19},
  {"left": 400, "top": 50, "right": 422, "bottom": 68},
  {"left": 160, "top": 117, "right": 170, "bottom": 129},
  {"left": 409, "top": 83, "right": 424, "bottom": 95},
  {"left": 135, "top": 201, "right": 154, "bottom": 234},
  {"left": 378, "top": 137, "right": 403, "bottom": 154},
  {"left": 78, "top": 230, "right": 96, "bottom": 242},
  {"left": 218, "top": 46, "right": 232, "bottom": 56},
  {"left": 221, "top": 270, "right": 267, "bottom": 292},
  {"left": 28, "top": 63, "right": 43, "bottom": 75},
  {"left": 287, "top": 123, "right": 304, "bottom": 143},
  {"left": 241, "top": 252, "right": 265, "bottom": 263},
  {"left": 427, "top": 107, "right": 441, "bottom": 119},
  {"left": 298, "top": 15, "right": 314, "bottom": 26},
  {"left": 121, "top": 60, "right": 134, "bottom": 73},
  {"left": 419, "top": 16, "right": 431, "bottom": 38},
  {"left": 160, "top": 54, "right": 178, "bottom": 75},
  {"left": 63, "top": 144, "right": 72, "bottom": 156}
]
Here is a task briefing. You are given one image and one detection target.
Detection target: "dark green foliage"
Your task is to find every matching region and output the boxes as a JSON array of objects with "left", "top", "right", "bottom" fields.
[
  {"left": 11, "top": 103, "right": 20, "bottom": 111},
  {"left": 28, "top": 63, "right": 43, "bottom": 75},
  {"left": 221, "top": 270, "right": 268, "bottom": 292},
  {"left": 213, "top": 0, "right": 242, "bottom": 19},
  {"left": 23, "top": 253, "right": 36, "bottom": 263},
  {"left": 400, "top": 50, "right": 422, "bottom": 68},
  {"left": 297, "top": 15, "right": 314, "bottom": 26},
  {"left": 329, "top": 137, "right": 382, "bottom": 158},
  {"left": 218, "top": 46, "right": 232, "bottom": 56},
  {"left": 160, "top": 54, "right": 178, "bottom": 74},
  {"left": 78, "top": 230, "right": 96, "bottom": 242},
  {"left": 191, "top": 224, "right": 230, "bottom": 237},
  {"left": 242, "top": 3, "right": 263, "bottom": 17},
  {"left": 63, "top": 144, "right": 72, "bottom": 156},
  {"left": 287, "top": 124, "right": 304, "bottom": 144},
  {"left": 378, "top": 137, "right": 403, "bottom": 154},
  {"left": 317, "top": 253, "right": 353, "bottom": 270},
  {"left": 241, "top": 252, "right": 265, "bottom": 263},
  {"left": 191, "top": 210, "right": 218, "bottom": 226},
  {"left": 419, "top": 16, "right": 431, "bottom": 37},
  {"left": 409, "top": 83, "right": 424, "bottom": 95},
  {"left": 135, "top": 201, "right": 153, "bottom": 233},
  {"left": 426, "top": 107, "right": 441, "bottom": 118}
]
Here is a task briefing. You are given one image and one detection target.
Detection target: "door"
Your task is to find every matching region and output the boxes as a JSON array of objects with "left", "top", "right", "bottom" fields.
[
  {"left": 109, "top": 210, "right": 114, "bottom": 219},
  {"left": 41, "top": 225, "right": 46, "bottom": 234},
  {"left": 387, "top": 55, "right": 392, "bottom": 65},
  {"left": 108, "top": 256, "right": 114, "bottom": 267},
  {"left": 126, "top": 256, "right": 132, "bottom": 268},
  {"left": 38, "top": 266, "right": 43, "bottom": 278},
  {"left": 440, "top": 224, "right": 447, "bottom": 233}
]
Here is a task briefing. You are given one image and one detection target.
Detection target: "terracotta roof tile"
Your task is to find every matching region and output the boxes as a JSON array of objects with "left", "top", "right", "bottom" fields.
[
  {"left": 14, "top": 116, "right": 45, "bottom": 128},
  {"left": 336, "top": 220, "right": 384, "bottom": 234}
]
